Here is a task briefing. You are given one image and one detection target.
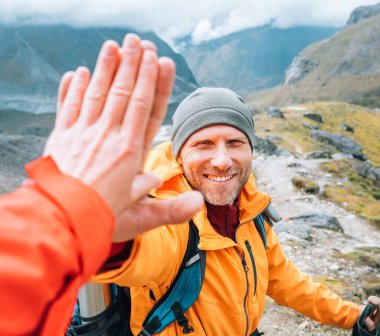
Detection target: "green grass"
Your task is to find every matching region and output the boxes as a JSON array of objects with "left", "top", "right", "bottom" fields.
[
  {"left": 321, "top": 160, "right": 380, "bottom": 226},
  {"left": 254, "top": 102, "right": 380, "bottom": 225}
]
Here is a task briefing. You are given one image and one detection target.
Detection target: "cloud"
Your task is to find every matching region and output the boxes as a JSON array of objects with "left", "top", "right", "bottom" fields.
[{"left": 1, "top": 0, "right": 379, "bottom": 45}]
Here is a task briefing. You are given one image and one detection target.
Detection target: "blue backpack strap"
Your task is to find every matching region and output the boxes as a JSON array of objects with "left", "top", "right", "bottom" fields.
[
  {"left": 253, "top": 214, "right": 267, "bottom": 249},
  {"left": 254, "top": 204, "right": 282, "bottom": 249},
  {"left": 138, "top": 220, "right": 206, "bottom": 336}
]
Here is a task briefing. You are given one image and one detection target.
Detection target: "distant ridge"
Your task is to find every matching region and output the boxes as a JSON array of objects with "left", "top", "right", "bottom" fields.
[
  {"left": 0, "top": 24, "right": 198, "bottom": 123},
  {"left": 182, "top": 25, "right": 338, "bottom": 97},
  {"left": 249, "top": 7, "right": 380, "bottom": 109}
]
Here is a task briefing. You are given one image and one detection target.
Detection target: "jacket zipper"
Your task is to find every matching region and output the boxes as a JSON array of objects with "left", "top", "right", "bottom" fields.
[
  {"left": 235, "top": 247, "right": 249, "bottom": 336},
  {"left": 245, "top": 240, "right": 257, "bottom": 296},
  {"left": 235, "top": 211, "right": 268, "bottom": 336}
]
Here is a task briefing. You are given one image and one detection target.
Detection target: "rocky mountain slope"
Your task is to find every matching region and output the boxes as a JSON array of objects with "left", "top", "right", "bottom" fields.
[
  {"left": 347, "top": 2, "right": 380, "bottom": 25},
  {"left": 0, "top": 25, "right": 198, "bottom": 122},
  {"left": 249, "top": 5, "right": 380, "bottom": 109},
  {"left": 182, "top": 25, "right": 337, "bottom": 96},
  {"left": 253, "top": 102, "right": 380, "bottom": 225},
  {"left": 254, "top": 154, "right": 380, "bottom": 335}
]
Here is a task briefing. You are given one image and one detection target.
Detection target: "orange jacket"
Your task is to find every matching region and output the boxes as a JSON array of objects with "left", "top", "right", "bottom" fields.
[
  {"left": 0, "top": 157, "right": 114, "bottom": 336},
  {"left": 94, "top": 142, "right": 359, "bottom": 335}
]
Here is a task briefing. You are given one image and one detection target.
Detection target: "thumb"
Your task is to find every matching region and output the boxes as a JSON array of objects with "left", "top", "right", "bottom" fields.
[
  {"left": 150, "top": 191, "right": 204, "bottom": 225},
  {"left": 130, "top": 173, "right": 162, "bottom": 203},
  {"left": 112, "top": 191, "right": 204, "bottom": 242}
]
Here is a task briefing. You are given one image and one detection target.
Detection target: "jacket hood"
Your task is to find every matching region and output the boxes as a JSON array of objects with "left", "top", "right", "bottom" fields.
[{"left": 145, "top": 142, "right": 271, "bottom": 250}]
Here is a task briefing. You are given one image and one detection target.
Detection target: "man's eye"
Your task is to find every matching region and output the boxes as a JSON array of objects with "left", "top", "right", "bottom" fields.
[
  {"left": 196, "top": 141, "right": 212, "bottom": 146},
  {"left": 229, "top": 140, "right": 244, "bottom": 145}
]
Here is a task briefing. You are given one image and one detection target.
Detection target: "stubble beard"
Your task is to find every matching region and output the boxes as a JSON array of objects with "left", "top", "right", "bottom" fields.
[{"left": 182, "top": 162, "right": 252, "bottom": 205}]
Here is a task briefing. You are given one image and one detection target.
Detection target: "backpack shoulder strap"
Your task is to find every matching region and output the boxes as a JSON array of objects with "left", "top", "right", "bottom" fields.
[
  {"left": 139, "top": 220, "right": 206, "bottom": 336},
  {"left": 254, "top": 203, "right": 282, "bottom": 249}
]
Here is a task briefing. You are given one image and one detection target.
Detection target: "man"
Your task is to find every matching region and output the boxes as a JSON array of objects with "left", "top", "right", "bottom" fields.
[
  {"left": 0, "top": 34, "right": 202, "bottom": 336},
  {"left": 94, "top": 87, "right": 367, "bottom": 335}
]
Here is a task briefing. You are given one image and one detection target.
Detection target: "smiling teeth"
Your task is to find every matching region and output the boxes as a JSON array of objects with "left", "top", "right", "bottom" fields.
[{"left": 207, "top": 175, "right": 233, "bottom": 182}]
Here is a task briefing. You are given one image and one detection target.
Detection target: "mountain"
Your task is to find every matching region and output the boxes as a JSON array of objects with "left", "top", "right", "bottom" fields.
[
  {"left": 346, "top": 2, "right": 380, "bottom": 25},
  {"left": 181, "top": 25, "right": 338, "bottom": 97},
  {"left": 249, "top": 7, "right": 380, "bottom": 109},
  {"left": 0, "top": 25, "right": 198, "bottom": 123}
]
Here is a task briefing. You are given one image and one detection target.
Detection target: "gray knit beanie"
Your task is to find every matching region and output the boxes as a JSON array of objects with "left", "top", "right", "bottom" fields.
[{"left": 171, "top": 87, "right": 255, "bottom": 158}]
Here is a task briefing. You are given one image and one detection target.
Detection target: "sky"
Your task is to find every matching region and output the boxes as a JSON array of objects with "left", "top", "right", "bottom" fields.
[{"left": 1, "top": 0, "right": 379, "bottom": 45}]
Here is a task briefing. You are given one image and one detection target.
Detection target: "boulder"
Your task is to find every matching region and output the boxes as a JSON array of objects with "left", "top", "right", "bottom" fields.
[
  {"left": 291, "top": 176, "right": 320, "bottom": 194},
  {"left": 287, "top": 213, "right": 344, "bottom": 233},
  {"left": 357, "top": 161, "right": 372, "bottom": 178},
  {"left": 302, "top": 122, "right": 319, "bottom": 130},
  {"left": 253, "top": 135, "right": 278, "bottom": 155},
  {"left": 306, "top": 151, "right": 332, "bottom": 159},
  {"left": 370, "top": 167, "right": 380, "bottom": 187},
  {"left": 275, "top": 213, "right": 343, "bottom": 241},
  {"left": 304, "top": 112, "right": 323, "bottom": 123},
  {"left": 265, "top": 106, "right": 285, "bottom": 119},
  {"left": 275, "top": 221, "right": 312, "bottom": 241},
  {"left": 340, "top": 123, "right": 354, "bottom": 133},
  {"left": 267, "top": 135, "right": 283, "bottom": 142},
  {"left": 310, "top": 130, "right": 366, "bottom": 161}
]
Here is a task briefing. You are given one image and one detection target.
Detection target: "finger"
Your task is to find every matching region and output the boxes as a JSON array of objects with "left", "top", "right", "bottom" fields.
[
  {"left": 112, "top": 191, "right": 204, "bottom": 242},
  {"left": 130, "top": 173, "right": 161, "bottom": 203},
  {"left": 57, "top": 67, "right": 90, "bottom": 130},
  {"left": 141, "top": 40, "right": 157, "bottom": 52},
  {"left": 99, "top": 34, "right": 143, "bottom": 127},
  {"left": 77, "top": 40, "right": 120, "bottom": 126},
  {"left": 121, "top": 50, "right": 158, "bottom": 147},
  {"left": 56, "top": 71, "right": 74, "bottom": 118},
  {"left": 140, "top": 57, "right": 175, "bottom": 169}
]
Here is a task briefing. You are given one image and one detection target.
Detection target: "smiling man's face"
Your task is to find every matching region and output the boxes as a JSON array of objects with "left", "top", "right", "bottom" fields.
[{"left": 178, "top": 124, "right": 253, "bottom": 205}]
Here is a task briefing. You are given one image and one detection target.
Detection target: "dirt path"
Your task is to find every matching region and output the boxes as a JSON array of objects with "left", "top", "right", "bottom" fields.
[{"left": 253, "top": 154, "right": 379, "bottom": 335}]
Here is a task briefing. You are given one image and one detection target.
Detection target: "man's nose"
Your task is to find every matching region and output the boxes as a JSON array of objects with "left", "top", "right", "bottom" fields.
[{"left": 210, "top": 149, "right": 233, "bottom": 170}]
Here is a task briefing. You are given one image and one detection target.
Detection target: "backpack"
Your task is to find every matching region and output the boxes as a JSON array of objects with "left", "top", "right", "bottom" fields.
[{"left": 67, "top": 206, "right": 279, "bottom": 336}]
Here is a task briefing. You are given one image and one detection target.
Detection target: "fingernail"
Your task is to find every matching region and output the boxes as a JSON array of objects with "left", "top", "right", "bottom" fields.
[
  {"left": 142, "top": 50, "right": 156, "bottom": 64},
  {"left": 124, "top": 35, "right": 139, "bottom": 50},
  {"left": 102, "top": 40, "right": 118, "bottom": 57},
  {"left": 76, "top": 66, "right": 87, "bottom": 77}
]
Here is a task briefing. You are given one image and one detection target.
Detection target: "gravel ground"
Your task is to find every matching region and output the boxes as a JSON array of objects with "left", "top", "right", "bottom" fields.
[{"left": 253, "top": 155, "right": 379, "bottom": 335}]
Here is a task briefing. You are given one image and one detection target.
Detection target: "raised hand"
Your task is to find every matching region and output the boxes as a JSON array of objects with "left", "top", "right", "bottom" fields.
[{"left": 44, "top": 34, "right": 203, "bottom": 238}]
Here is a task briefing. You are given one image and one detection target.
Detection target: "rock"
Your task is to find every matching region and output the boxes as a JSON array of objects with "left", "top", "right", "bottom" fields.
[
  {"left": 266, "top": 106, "right": 285, "bottom": 119},
  {"left": 291, "top": 176, "right": 320, "bottom": 194},
  {"left": 275, "top": 221, "right": 313, "bottom": 241},
  {"left": 287, "top": 213, "right": 344, "bottom": 233},
  {"left": 284, "top": 57, "right": 319, "bottom": 84},
  {"left": 369, "top": 167, "right": 380, "bottom": 187},
  {"left": 302, "top": 122, "right": 319, "bottom": 130},
  {"left": 287, "top": 162, "right": 302, "bottom": 168},
  {"left": 357, "top": 161, "right": 372, "bottom": 178},
  {"left": 340, "top": 123, "right": 354, "bottom": 133},
  {"left": 267, "top": 135, "right": 283, "bottom": 142},
  {"left": 306, "top": 151, "right": 332, "bottom": 159},
  {"left": 303, "top": 112, "right": 323, "bottom": 123},
  {"left": 276, "top": 149, "right": 294, "bottom": 157},
  {"left": 310, "top": 130, "right": 367, "bottom": 161},
  {"left": 253, "top": 135, "right": 278, "bottom": 155}
]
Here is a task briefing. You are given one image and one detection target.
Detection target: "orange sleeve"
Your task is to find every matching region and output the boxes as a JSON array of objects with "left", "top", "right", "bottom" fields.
[
  {"left": 265, "top": 225, "right": 360, "bottom": 329},
  {"left": 0, "top": 157, "right": 114, "bottom": 336}
]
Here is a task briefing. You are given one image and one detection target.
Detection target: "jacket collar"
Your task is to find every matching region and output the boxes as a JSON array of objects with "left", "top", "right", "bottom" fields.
[{"left": 145, "top": 142, "right": 271, "bottom": 250}]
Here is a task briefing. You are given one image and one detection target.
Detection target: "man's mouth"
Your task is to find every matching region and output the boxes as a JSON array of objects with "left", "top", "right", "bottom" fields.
[{"left": 205, "top": 174, "right": 235, "bottom": 182}]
